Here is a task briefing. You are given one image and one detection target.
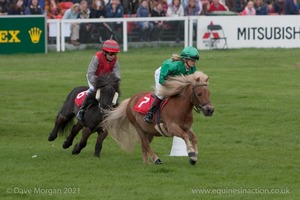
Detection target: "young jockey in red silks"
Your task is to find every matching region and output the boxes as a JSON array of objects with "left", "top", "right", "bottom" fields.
[
  {"left": 144, "top": 46, "right": 200, "bottom": 123},
  {"left": 77, "top": 39, "right": 121, "bottom": 122}
]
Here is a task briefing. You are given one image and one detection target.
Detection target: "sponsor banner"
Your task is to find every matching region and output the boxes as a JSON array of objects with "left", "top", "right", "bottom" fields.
[
  {"left": 0, "top": 15, "right": 46, "bottom": 54},
  {"left": 197, "top": 15, "right": 300, "bottom": 49}
]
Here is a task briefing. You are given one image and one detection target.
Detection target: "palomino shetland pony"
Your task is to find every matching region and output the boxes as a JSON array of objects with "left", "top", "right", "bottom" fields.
[
  {"left": 48, "top": 73, "right": 120, "bottom": 157},
  {"left": 102, "top": 71, "right": 214, "bottom": 165}
]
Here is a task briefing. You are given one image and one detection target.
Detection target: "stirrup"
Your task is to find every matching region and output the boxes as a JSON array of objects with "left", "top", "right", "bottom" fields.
[{"left": 144, "top": 113, "right": 154, "bottom": 123}]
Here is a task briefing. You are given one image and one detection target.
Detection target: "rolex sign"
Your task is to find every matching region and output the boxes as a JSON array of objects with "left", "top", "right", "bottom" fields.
[{"left": 0, "top": 15, "right": 46, "bottom": 54}]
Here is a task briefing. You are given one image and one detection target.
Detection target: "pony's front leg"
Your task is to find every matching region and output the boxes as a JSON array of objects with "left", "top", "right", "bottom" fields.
[
  {"left": 94, "top": 128, "right": 108, "bottom": 158},
  {"left": 181, "top": 132, "right": 197, "bottom": 165},
  {"left": 72, "top": 128, "right": 93, "bottom": 155},
  {"left": 186, "top": 128, "right": 198, "bottom": 155},
  {"left": 186, "top": 128, "right": 198, "bottom": 165},
  {"left": 168, "top": 124, "right": 197, "bottom": 165}
]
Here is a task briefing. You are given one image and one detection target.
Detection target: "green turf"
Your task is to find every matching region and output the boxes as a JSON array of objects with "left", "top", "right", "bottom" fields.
[{"left": 0, "top": 47, "right": 299, "bottom": 200}]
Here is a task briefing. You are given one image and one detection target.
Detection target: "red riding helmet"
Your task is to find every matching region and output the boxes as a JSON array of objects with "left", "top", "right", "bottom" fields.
[{"left": 102, "top": 39, "right": 120, "bottom": 53}]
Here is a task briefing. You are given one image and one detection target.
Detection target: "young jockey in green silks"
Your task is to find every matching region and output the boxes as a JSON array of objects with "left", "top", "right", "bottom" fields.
[{"left": 144, "top": 46, "right": 200, "bottom": 123}]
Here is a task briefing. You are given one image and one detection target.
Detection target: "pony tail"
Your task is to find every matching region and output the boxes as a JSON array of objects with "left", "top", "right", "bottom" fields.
[
  {"left": 171, "top": 54, "right": 181, "bottom": 61},
  {"left": 101, "top": 99, "right": 139, "bottom": 152}
]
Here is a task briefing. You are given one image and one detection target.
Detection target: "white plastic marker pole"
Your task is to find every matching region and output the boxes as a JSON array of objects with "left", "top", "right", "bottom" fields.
[{"left": 169, "top": 136, "right": 188, "bottom": 156}]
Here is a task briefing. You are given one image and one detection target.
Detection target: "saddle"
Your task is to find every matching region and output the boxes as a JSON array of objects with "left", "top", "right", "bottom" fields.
[
  {"left": 133, "top": 93, "right": 170, "bottom": 136},
  {"left": 75, "top": 90, "right": 88, "bottom": 107},
  {"left": 74, "top": 90, "right": 97, "bottom": 108}
]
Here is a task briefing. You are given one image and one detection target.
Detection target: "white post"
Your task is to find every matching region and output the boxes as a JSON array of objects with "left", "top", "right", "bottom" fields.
[
  {"left": 184, "top": 18, "right": 189, "bottom": 47},
  {"left": 56, "top": 20, "right": 60, "bottom": 52},
  {"left": 189, "top": 18, "right": 193, "bottom": 47},
  {"left": 61, "top": 20, "right": 65, "bottom": 52},
  {"left": 123, "top": 20, "right": 128, "bottom": 52},
  {"left": 169, "top": 136, "right": 188, "bottom": 156}
]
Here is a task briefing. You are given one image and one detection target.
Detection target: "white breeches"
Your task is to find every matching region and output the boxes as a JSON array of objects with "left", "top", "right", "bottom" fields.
[{"left": 154, "top": 67, "right": 163, "bottom": 100}]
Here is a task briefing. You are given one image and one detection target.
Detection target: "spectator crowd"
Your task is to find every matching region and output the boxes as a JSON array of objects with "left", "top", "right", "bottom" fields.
[
  {"left": 1, "top": 0, "right": 299, "bottom": 43},
  {"left": 1, "top": 0, "right": 299, "bottom": 16}
]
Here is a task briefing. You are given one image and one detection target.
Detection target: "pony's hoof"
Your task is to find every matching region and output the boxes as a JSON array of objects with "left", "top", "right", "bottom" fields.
[
  {"left": 189, "top": 158, "right": 197, "bottom": 165},
  {"left": 188, "top": 152, "right": 197, "bottom": 165},
  {"left": 72, "top": 144, "right": 80, "bottom": 155},
  {"left": 62, "top": 141, "right": 72, "bottom": 149},
  {"left": 94, "top": 153, "right": 100, "bottom": 158},
  {"left": 155, "top": 158, "right": 163, "bottom": 165},
  {"left": 48, "top": 134, "right": 56, "bottom": 141}
]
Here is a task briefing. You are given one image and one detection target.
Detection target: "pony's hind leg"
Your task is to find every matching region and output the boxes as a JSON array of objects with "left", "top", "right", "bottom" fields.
[
  {"left": 48, "top": 114, "right": 67, "bottom": 141},
  {"left": 72, "top": 128, "right": 93, "bottom": 155},
  {"left": 146, "top": 134, "right": 162, "bottom": 164},
  {"left": 136, "top": 128, "right": 161, "bottom": 164},
  {"left": 62, "top": 122, "right": 83, "bottom": 149},
  {"left": 94, "top": 127, "right": 108, "bottom": 158}
]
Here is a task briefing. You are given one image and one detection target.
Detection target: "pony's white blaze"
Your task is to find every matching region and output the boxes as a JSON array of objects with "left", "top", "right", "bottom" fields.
[
  {"left": 112, "top": 92, "right": 119, "bottom": 105},
  {"left": 96, "top": 89, "right": 101, "bottom": 100}
]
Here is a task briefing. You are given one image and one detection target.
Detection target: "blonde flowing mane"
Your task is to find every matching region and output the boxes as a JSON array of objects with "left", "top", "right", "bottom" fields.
[{"left": 157, "top": 71, "right": 209, "bottom": 98}]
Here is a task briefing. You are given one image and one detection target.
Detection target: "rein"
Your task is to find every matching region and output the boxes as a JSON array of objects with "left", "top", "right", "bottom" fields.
[{"left": 192, "top": 84, "right": 209, "bottom": 113}]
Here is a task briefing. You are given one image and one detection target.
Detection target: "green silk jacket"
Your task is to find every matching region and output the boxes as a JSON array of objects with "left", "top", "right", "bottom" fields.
[{"left": 158, "top": 59, "right": 196, "bottom": 85}]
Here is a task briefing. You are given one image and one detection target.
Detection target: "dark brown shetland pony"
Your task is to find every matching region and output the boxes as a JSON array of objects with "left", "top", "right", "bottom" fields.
[
  {"left": 102, "top": 71, "right": 214, "bottom": 165},
  {"left": 48, "top": 73, "right": 120, "bottom": 157}
]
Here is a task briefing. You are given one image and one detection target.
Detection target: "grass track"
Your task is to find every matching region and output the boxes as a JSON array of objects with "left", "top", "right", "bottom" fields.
[{"left": 0, "top": 47, "right": 299, "bottom": 200}]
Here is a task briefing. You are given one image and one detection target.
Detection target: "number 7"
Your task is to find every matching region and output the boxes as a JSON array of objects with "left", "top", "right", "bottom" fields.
[{"left": 138, "top": 96, "right": 150, "bottom": 108}]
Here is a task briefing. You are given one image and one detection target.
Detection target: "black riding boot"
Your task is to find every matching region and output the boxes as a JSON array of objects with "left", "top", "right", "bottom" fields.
[
  {"left": 144, "top": 96, "right": 162, "bottom": 123},
  {"left": 77, "top": 92, "right": 94, "bottom": 122}
]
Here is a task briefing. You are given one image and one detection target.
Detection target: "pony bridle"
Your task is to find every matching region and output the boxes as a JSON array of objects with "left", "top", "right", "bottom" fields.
[
  {"left": 96, "top": 89, "right": 119, "bottom": 109},
  {"left": 192, "top": 84, "right": 210, "bottom": 113}
]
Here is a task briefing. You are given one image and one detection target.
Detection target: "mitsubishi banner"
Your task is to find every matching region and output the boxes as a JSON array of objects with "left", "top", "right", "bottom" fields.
[
  {"left": 197, "top": 15, "right": 300, "bottom": 50},
  {"left": 0, "top": 15, "right": 46, "bottom": 54}
]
